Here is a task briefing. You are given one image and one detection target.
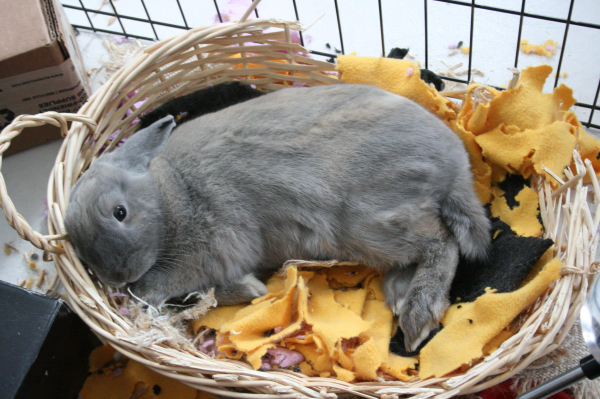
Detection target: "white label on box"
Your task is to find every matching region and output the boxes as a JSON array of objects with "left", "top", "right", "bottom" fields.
[{"left": 0, "top": 58, "right": 88, "bottom": 128}]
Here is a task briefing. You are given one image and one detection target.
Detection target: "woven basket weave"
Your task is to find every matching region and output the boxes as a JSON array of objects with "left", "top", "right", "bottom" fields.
[{"left": 1, "top": 14, "right": 598, "bottom": 399}]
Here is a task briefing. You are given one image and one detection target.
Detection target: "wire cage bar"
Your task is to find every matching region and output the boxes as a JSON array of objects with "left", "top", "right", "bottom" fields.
[{"left": 63, "top": 0, "right": 600, "bottom": 128}]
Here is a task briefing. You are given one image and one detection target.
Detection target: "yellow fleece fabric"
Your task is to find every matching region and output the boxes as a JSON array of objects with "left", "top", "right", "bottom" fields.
[
  {"left": 88, "top": 343, "right": 117, "bottom": 372},
  {"left": 490, "top": 184, "right": 543, "bottom": 237},
  {"left": 448, "top": 65, "right": 599, "bottom": 234},
  {"left": 219, "top": 267, "right": 303, "bottom": 353},
  {"left": 193, "top": 258, "right": 558, "bottom": 382},
  {"left": 451, "top": 119, "right": 494, "bottom": 204},
  {"left": 335, "top": 56, "right": 458, "bottom": 123},
  {"left": 419, "top": 257, "right": 562, "bottom": 379},
  {"left": 458, "top": 66, "right": 581, "bottom": 184},
  {"left": 79, "top": 358, "right": 199, "bottom": 399},
  {"left": 192, "top": 265, "right": 417, "bottom": 382}
]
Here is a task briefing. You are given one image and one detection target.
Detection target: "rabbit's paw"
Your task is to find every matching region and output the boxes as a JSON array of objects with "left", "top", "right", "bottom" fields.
[
  {"left": 241, "top": 274, "right": 269, "bottom": 297},
  {"left": 398, "top": 287, "right": 448, "bottom": 352},
  {"left": 383, "top": 264, "right": 417, "bottom": 316},
  {"left": 214, "top": 274, "right": 268, "bottom": 305}
]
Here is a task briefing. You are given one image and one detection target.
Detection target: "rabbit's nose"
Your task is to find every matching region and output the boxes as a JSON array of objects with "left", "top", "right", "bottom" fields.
[{"left": 103, "top": 270, "right": 128, "bottom": 287}]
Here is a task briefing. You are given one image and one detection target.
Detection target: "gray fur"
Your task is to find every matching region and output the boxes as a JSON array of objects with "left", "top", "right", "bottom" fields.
[{"left": 64, "top": 84, "right": 491, "bottom": 350}]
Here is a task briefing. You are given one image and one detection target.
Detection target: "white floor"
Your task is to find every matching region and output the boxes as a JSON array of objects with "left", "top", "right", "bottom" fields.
[
  {"left": 1, "top": 0, "right": 599, "bottom": 292},
  {"left": 0, "top": 140, "right": 63, "bottom": 291}
]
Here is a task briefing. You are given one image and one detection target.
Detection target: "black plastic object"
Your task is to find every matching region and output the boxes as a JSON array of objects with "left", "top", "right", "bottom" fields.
[
  {"left": 517, "top": 355, "right": 600, "bottom": 399},
  {"left": 0, "top": 280, "right": 100, "bottom": 399},
  {"left": 580, "top": 354, "right": 600, "bottom": 380}
]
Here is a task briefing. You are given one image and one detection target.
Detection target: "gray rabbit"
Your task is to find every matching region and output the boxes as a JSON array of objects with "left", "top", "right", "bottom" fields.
[{"left": 65, "top": 84, "right": 490, "bottom": 351}]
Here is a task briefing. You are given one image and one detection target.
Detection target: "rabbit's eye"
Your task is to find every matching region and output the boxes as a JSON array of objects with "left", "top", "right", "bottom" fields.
[{"left": 113, "top": 205, "right": 127, "bottom": 222}]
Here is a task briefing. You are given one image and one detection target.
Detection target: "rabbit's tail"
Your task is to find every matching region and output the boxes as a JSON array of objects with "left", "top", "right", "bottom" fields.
[{"left": 440, "top": 178, "right": 491, "bottom": 262}]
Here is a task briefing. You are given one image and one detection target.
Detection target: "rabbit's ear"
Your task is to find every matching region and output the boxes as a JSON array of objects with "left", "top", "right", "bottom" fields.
[{"left": 106, "top": 115, "right": 176, "bottom": 172}]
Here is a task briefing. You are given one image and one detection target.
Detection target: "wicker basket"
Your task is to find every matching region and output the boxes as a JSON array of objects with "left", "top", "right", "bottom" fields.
[{"left": 1, "top": 11, "right": 598, "bottom": 399}]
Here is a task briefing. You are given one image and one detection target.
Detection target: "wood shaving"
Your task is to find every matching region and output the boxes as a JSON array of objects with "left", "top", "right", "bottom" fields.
[
  {"left": 470, "top": 84, "right": 495, "bottom": 105},
  {"left": 86, "top": 67, "right": 98, "bottom": 78},
  {"left": 438, "top": 60, "right": 468, "bottom": 92},
  {"left": 455, "top": 68, "right": 485, "bottom": 77},
  {"left": 117, "top": 289, "right": 217, "bottom": 351},
  {"left": 508, "top": 67, "right": 521, "bottom": 89},
  {"left": 99, "top": 38, "right": 145, "bottom": 81},
  {"left": 5, "top": 243, "right": 19, "bottom": 254},
  {"left": 36, "top": 269, "right": 45, "bottom": 288},
  {"left": 169, "top": 290, "right": 217, "bottom": 323},
  {"left": 96, "top": 0, "right": 119, "bottom": 27}
]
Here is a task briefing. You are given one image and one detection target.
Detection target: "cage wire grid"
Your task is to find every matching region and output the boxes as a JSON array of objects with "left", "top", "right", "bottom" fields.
[{"left": 63, "top": 0, "right": 600, "bottom": 130}]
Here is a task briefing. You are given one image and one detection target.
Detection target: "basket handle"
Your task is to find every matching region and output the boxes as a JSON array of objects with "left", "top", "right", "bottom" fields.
[{"left": 0, "top": 112, "right": 97, "bottom": 255}]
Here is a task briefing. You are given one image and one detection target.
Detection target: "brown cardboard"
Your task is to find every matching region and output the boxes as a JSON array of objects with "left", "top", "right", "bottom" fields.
[{"left": 0, "top": 0, "right": 90, "bottom": 156}]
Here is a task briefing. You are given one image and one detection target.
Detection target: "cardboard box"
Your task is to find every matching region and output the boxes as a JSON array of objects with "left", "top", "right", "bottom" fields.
[
  {"left": 0, "top": 280, "right": 101, "bottom": 399},
  {"left": 0, "top": 0, "right": 91, "bottom": 155}
]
